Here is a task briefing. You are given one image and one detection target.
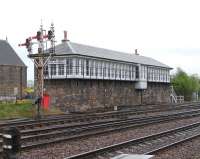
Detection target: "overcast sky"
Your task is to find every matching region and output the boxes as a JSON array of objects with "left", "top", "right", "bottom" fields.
[{"left": 1, "top": 0, "right": 200, "bottom": 80}]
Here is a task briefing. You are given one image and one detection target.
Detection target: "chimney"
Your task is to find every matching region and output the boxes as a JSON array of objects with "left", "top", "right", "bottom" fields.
[
  {"left": 135, "top": 49, "right": 139, "bottom": 55},
  {"left": 62, "top": 30, "right": 68, "bottom": 42}
]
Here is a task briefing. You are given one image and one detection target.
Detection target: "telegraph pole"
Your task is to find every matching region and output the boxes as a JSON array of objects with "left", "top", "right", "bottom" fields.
[{"left": 19, "top": 23, "right": 55, "bottom": 119}]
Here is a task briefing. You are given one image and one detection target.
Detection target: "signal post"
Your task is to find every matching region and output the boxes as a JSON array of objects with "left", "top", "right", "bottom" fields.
[{"left": 19, "top": 23, "right": 55, "bottom": 119}]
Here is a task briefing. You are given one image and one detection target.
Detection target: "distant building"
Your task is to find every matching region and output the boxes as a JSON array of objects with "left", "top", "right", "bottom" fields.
[
  {"left": 43, "top": 38, "right": 172, "bottom": 112},
  {"left": 0, "top": 40, "right": 27, "bottom": 99}
]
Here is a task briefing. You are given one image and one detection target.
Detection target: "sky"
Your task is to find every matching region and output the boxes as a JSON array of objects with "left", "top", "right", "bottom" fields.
[{"left": 1, "top": 0, "right": 200, "bottom": 80}]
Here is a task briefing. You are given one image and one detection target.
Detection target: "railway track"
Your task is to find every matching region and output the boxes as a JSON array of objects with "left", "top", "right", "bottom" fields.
[
  {"left": 118, "top": 102, "right": 200, "bottom": 111},
  {"left": 1, "top": 108, "right": 200, "bottom": 154},
  {"left": 0, "top": 102, "right": 199, "bottom": 132},
  {"left": 64, "top": 121, "right": 200, "bottom": 159},
  {"left": 19, "top": 106, "right": 200, "bottom": 136},
  {"left": 0, "top": 102, "right": 200, "bottom": 158},
  {"left": 20, "top": 109, "right": 200, "bottom": 144}
]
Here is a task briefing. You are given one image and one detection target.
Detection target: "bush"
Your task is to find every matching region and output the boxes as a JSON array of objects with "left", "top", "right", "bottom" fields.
[{"left": 172, "top": 68, "right": 200, "bottom": 101}]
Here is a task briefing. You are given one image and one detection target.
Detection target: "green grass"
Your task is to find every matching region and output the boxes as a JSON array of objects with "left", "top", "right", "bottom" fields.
[{"left": 0, "top": 101, "right": 63, "bottom": 120}]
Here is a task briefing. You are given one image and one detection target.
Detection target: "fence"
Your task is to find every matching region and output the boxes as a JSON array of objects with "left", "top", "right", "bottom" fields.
[
  {"left": 0, "top": 96, "right": 16, "bottom": 103},
  {"left": 170, "top": 86, "right": 184, "bottom": 103}
]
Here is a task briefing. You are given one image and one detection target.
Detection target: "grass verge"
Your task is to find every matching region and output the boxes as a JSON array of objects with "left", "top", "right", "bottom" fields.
[{"left": 0, "top": 100, "right": 63, "bottom": 120}]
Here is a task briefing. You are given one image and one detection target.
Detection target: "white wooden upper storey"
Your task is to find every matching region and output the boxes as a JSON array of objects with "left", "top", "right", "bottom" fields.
[{"left": 44, "top": 41, "right": 172, "bottom": 83}]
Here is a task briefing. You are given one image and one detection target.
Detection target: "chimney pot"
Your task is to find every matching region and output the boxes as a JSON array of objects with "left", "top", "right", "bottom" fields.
[
  {"left": 135, "top": 49, "right": 139, "bottom": 55},
  {"left": 62, "top": 30, "right": 68, "bottom": 42}
]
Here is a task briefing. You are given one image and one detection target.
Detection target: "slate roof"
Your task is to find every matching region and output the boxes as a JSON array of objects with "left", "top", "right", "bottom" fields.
[
  {"left": 54, "top": 41, "right": 171, "bottom": 68},
  {"left": 0, "top": 40, "right": 26, "bottom": 66}
]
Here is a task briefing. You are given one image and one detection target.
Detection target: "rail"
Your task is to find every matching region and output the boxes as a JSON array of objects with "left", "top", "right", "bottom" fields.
[
  {"left": 64, "top": 121, "right": 200, "bottom": 159},
  {"left": 1, "top": 108, "right": 200, "bottom": 154}
]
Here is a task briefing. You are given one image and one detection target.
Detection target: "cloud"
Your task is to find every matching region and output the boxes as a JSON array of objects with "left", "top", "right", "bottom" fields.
[
  {"left": 141, "top": 48, "right": 200, "bottom": 75},
  {"left": 2, "top": 0, "right": 200, "bottom": 79}
]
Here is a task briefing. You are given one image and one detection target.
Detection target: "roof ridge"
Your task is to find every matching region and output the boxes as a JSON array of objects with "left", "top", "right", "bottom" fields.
[
  {"left": 54, "top": 41, "right": 171, "bottom": 68},
  {"left": 70, "top": 42, "right": 162, "bottom": 61},
  {"left": 0, "top": 40, "right": 26, "bottom": 67},
  {"left": 69, "top": 42, "right": 170, "bottom": 66},
  {"left": 67, "top": 41, "right": 76, "bottom": 53},
  {"left": 70, "top": 41, "right": 134, "bottom": 56},
  {"left": 0, "top": 39, "right": 7, "bottom": 42}
]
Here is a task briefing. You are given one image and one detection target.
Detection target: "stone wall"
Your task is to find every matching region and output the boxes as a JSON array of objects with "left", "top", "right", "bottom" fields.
[
  {"left": 0, "top": 65, "right": 27, "bottom": 99},
  {"left": 44, "top": 79, "right": 170, "bottom": 112}
]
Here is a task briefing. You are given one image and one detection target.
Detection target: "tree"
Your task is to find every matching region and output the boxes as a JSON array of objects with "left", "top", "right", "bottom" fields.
[{"left": 171, "top": 68, "right": 200, "bottom": 101}]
